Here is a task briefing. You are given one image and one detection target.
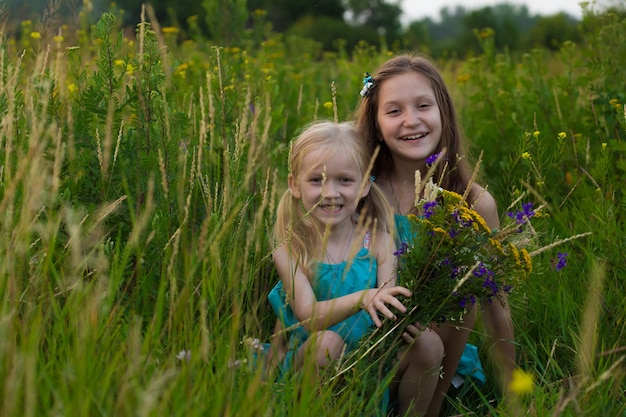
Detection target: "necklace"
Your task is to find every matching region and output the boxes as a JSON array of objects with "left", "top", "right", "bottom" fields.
[
  {"left": 390, "top": 178, "right": 417, "bottom": 215},
  {"left": 325, "top": 223, "right": 355, "bottom": 264},
  {"left": 389, "top": 179, "right": 406, "bottom": 214}
]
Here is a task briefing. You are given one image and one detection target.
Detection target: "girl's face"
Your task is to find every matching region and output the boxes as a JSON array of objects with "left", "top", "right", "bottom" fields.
[
  {"left": 376, "top": 71, "right": 442, "bottom": 167},
  {"left": 289, "top": 149, "right": 370, "bottom": 230}
]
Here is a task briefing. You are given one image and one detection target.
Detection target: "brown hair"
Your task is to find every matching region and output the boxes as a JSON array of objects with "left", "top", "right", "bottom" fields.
[{"left": 354, "top": 54, "right": 475, "bottom": 199}]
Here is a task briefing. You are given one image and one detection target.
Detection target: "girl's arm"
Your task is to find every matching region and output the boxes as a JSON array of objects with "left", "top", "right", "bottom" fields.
[
  {"left": 374, "top": 231, "right": 398, "bottom": 288},
  {"left": 273, "top": 244, "right": 411, "bottom": 331},
  {"left": 472, "top": 186, "right": 516, "bottom": 383}
]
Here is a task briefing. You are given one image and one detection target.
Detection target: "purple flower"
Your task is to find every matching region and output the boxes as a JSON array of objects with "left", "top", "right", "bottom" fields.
[
  {"left": 473, "top": 263, "right": 492, "bottom": 278},
  {"left": 459, "top": 294, "right": 477, "bottom": 308},
  {"left": 507, "top": 202, "right": 535, "bottom": 225},
  {"left": 522, "top": 202, "right": 535, "bottom": 217},
  {"left": 482, "top": 277, "right": 499, "bottom": 297},
  {"left": 394, "top": 241, "right": 410, "bottom": 256},
  {"left": 426, "top": 152, "right": 440, "bottom": 166},
  {"left": 452, "top": 209, "right": 472, "bottom": 228},
  {"left": 422, "top": 201, "right": 437, "bottom": 219},
  {"left": 555, "top": 252, "right": 568, "bottom": 271}
]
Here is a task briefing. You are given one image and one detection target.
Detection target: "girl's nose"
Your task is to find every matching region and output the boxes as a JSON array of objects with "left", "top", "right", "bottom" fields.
[
  {"left": 404, "top": 108, "right": 421, "bottom": 127},
  {"left": 322, "top": 181, "right": 339, "bottom": 198}
]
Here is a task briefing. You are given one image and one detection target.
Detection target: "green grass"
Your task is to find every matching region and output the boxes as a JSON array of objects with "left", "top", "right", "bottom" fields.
[{"left": 0, "top": 8, "right": 624, "bottom": 417}]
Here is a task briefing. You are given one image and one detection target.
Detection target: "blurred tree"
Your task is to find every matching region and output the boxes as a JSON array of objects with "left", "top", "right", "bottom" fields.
[
  {"left": 459, "top": 5, "right": 526, "bottom": 55},
  {"left": 409, "top": 3, "right": 545, "bottom": 57},
  {"left": 113, "top": 0, "right": 205, "bottom": 32},
  {"left": 287, "top": 15, "right": 379, "bottom": 52},
  {"left": 344, "top": 0, "right": 403, "bottom": 42},
  {"left": 247, "top": 0, "right": 345, "bottom": 32},
  {"left": 402, "top": 19, "right": 432, "bottom": 52},
  {"left": 525, "top": 13, "right": 582, "bottom": 50},
  {"left": 249, "top": 0, "right": 402, "bottom": 51}
]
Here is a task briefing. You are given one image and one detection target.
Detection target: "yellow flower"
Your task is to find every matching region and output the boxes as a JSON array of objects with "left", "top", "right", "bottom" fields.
[
  {"left": 564, "top": 171, "right": 572, "bottom": 186},
  {"left": 478, "top": 27, "right": 494, "bottom": 38},
  {"left": 520, "top": 248, "right": 532, "bottom": 273},
  {"left": 533, "top": 130, "right": 540, "bottom": 139},
  {"left": 509, "top": 368, "right": 534, "bottom": 394},
  {"left": 114, "top": 59, "right": 125, "bottom": 67},
  {"left": 30, "top": 32, "right": 41, "bottom": 39},
  {"left": 558, "top": 131, "right": 566, "bottom": 140},
  {"left": 162, "top": 26, "right": 179, "bottom": 34},
  {"left": 460, "top": 206, "right": 490, "bottom": 234},
  {"left": 68, "top": 83, "right": 77, "bottom": 94},
  {"left": 407, "top": 214, "right": 420, "bottom": 223},
  {"left": 126, "top": 64, "right": 135, "bottom": 75},
  {"left": 521, "top": 152, "right": 531, "bottom": 160},
  {"left": 471, "top": 210, "right": 491, "bottom": 234},
  {"left": 489, "top": 238, "right": 504, "bottom": 255},
  {"left": 432, "top": 226, "right": 447, "bottom": 237},
  {"left": 457, "top": 73, "right": 470, "bottom": 83},
  {"left": 323, "top": 101, "right": 333, "bottom": 110},
  {"left": 54, "top": 35, "right": 64, "bottom": 44},
  {"left": 507, "top": 243, "right": 520, "bottom": 265},
  {"left": 441, "top": 189, "right": 463, "bottom": 205},
  {"left": 602, "top": 142, "right": 607, "bottom": 149}
]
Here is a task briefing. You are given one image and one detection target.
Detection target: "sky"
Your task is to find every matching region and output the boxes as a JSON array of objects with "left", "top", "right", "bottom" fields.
[{"left": 400, "top": 0, "right": 588, "bottom": 23}]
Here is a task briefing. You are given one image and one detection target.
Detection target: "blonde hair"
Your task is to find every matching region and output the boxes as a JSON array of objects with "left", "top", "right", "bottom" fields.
[{"left": 273, "top": 120, "right": 395, "bottom": 276}]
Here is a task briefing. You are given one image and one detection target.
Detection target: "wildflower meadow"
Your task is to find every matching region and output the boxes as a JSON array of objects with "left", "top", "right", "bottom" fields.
[{"left": 0, "top": 5, "right": 624, "bottom": 417}]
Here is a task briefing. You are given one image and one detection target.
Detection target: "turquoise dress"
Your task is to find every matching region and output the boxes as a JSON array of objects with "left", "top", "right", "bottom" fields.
[
  {"left": 268, "top": 243, "right": 377, "bottom": 360},
  {"left": 394, "top": 213, "right": 415, "bottom": 247}
]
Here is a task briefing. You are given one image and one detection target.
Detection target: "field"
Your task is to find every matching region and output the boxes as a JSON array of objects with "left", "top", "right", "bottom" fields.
[{"left": 0, "top": 8, "right": 624, "bottom": 417}]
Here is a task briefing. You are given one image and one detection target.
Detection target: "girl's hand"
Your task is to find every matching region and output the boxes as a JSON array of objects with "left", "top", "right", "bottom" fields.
[
  {"left": 362, "top": 286, "right": 412, "bottom": 327},
  {"left": 402, "top": 322, "right": 427, "bottom": 344}
]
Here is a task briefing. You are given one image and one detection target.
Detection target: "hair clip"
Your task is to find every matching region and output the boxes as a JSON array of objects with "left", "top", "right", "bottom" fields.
[{"left": 360, "top": 73, "right": 374, "bottom": 97}]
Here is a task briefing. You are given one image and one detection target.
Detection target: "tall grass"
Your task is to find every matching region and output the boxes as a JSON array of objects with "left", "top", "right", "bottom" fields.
[{"left": 0, "top": 6, "right": 624, "bottom": 416}]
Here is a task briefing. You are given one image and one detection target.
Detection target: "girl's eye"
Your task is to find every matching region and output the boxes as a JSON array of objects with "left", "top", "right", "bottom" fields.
[
  {"left": 339, "top": 177, "right": 354, "bottom": 183},
  {"left": 309, "top": 177, "right": 322, "bottom": 184}
]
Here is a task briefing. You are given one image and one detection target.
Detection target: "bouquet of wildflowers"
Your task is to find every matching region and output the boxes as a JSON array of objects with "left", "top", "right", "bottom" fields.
[
  {"left": 330, "top": 165, "right": 590, "bottom": 408},
  {"left": 392, "top": 174, "right": 535, "bottom": 325}
]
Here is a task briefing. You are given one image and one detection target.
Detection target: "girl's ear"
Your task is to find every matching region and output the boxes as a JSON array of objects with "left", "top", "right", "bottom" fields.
[
  {"left": 288, "top": 174, "right": 301, "bottom": 198},
  {"left": 360, "top": 177, "right": 372, "bottom": 199}
]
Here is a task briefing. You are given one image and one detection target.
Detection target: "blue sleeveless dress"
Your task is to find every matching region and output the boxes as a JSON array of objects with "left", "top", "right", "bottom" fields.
[
  {"left": 268, "top": 245, "right": 377, "bottom": 358},
  {"left": 268, "top": 238, "right": 391, "bottom": 414},
  {"left": 394, "top": 214, "right": 415, "bottom": 248}
]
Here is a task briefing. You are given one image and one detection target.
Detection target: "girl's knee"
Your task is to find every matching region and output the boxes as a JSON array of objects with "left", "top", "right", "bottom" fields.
[
  {"left": 409, "top": 328, "right": 444, "bottom": 367},
  {"left": 310, "top": 330, "right": 345, "bottom": 365}
]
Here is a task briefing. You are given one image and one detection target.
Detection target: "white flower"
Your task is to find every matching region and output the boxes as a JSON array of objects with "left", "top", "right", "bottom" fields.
[
  {"left": 243, "top": 337, "right": 263, "bottom": 351},
  {"left": 176, "top": 349, "right": 191, "bottom": 362}
]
